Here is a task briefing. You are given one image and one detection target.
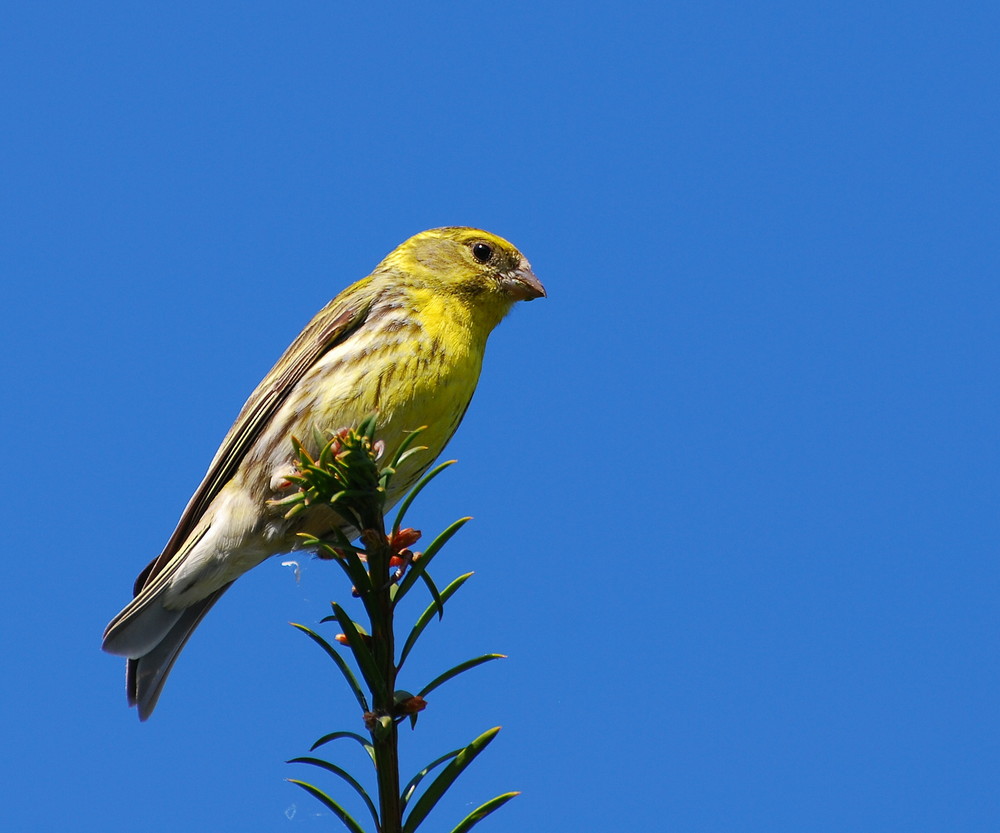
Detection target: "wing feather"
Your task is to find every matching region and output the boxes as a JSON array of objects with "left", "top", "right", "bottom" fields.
[{"left": 137, "top": 287, "right": 375, "bottom": 592}]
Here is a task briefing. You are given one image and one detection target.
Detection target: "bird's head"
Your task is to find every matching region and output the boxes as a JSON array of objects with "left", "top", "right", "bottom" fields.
[{"left": 382, "top": 227, "right": 545, "bottom": 318}]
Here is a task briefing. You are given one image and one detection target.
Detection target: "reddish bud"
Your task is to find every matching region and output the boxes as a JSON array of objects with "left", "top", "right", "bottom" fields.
[
  {"left": 390, "top": 548, "right": 416, "bottom": 566},
  {"left": 398, "top": 696, "right": 427, "bottom": 715},
  {"left": 390, "top": 528, "right": 422, "bottom": 551}
]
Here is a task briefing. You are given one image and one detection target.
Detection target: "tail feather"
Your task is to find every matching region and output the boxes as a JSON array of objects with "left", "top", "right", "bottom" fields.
[
  {"left": 102, "top": 590, "right": 184, "bottom": 660},
  {"left": 103, "top": 527, "right": 211, "bottom": 657},
  {"left": 127, "top": 584, "right": 232, "bottom": 720}
]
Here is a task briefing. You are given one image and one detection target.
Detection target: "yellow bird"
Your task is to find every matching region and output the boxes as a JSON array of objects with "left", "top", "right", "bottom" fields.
[{"left": 103, "top": 227, "right": 545, "bottom": 719}]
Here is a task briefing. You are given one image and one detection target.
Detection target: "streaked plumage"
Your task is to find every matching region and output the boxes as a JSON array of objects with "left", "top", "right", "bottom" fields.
[{"left": 103, "top": 227, "right": 544, "bottom": 719}]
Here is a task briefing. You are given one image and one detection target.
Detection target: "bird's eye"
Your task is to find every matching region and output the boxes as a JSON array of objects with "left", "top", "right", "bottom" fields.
[{"left": 472, "top": 242, "right": 493, "bottom": 264}]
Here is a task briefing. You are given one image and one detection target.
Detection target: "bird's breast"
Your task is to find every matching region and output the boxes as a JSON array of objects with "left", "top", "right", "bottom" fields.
[{"left": 256, "top": 313, "right": 487, "bottom": 506}]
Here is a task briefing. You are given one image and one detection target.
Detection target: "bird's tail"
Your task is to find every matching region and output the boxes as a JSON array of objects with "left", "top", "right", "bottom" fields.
[
  {"left": 103, "top": 545, "right": 232, "bottom": 720},
  {"left": 124, "top": 586, "right": 230, "bottom": 720}
]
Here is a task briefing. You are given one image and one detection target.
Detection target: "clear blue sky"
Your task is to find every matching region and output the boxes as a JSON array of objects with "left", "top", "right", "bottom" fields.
[{"left": 3, "top": 3, "right": 997, "bottom": 831}]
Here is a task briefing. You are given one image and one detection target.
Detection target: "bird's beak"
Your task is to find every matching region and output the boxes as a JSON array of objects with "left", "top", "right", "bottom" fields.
[{"left": 502, "top": 263, "right": 546, "bottom": 301}]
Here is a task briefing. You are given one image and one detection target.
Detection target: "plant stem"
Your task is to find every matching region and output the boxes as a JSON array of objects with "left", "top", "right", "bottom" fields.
[{"left": 365, "top": 525, "right": 401, "bottom": 833}]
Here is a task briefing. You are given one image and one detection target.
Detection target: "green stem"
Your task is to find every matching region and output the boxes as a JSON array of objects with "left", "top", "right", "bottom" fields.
[{"left": 364, "top": 522, "right": 401, "bottom": 833}]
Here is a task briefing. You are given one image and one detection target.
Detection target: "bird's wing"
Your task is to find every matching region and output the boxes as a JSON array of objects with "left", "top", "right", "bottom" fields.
[{"left": 135, "top": 285, "right": 376, "bottom": 595}]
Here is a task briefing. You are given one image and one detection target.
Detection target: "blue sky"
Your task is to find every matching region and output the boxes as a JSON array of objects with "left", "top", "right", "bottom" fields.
[{"left": 2, "top": 2, "right": 997, "bottom": 831}]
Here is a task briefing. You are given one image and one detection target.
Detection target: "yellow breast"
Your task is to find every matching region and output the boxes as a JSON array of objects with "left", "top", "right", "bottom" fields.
[{"left": 270, "top": 286, "right": 490, "bottom": 505}]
